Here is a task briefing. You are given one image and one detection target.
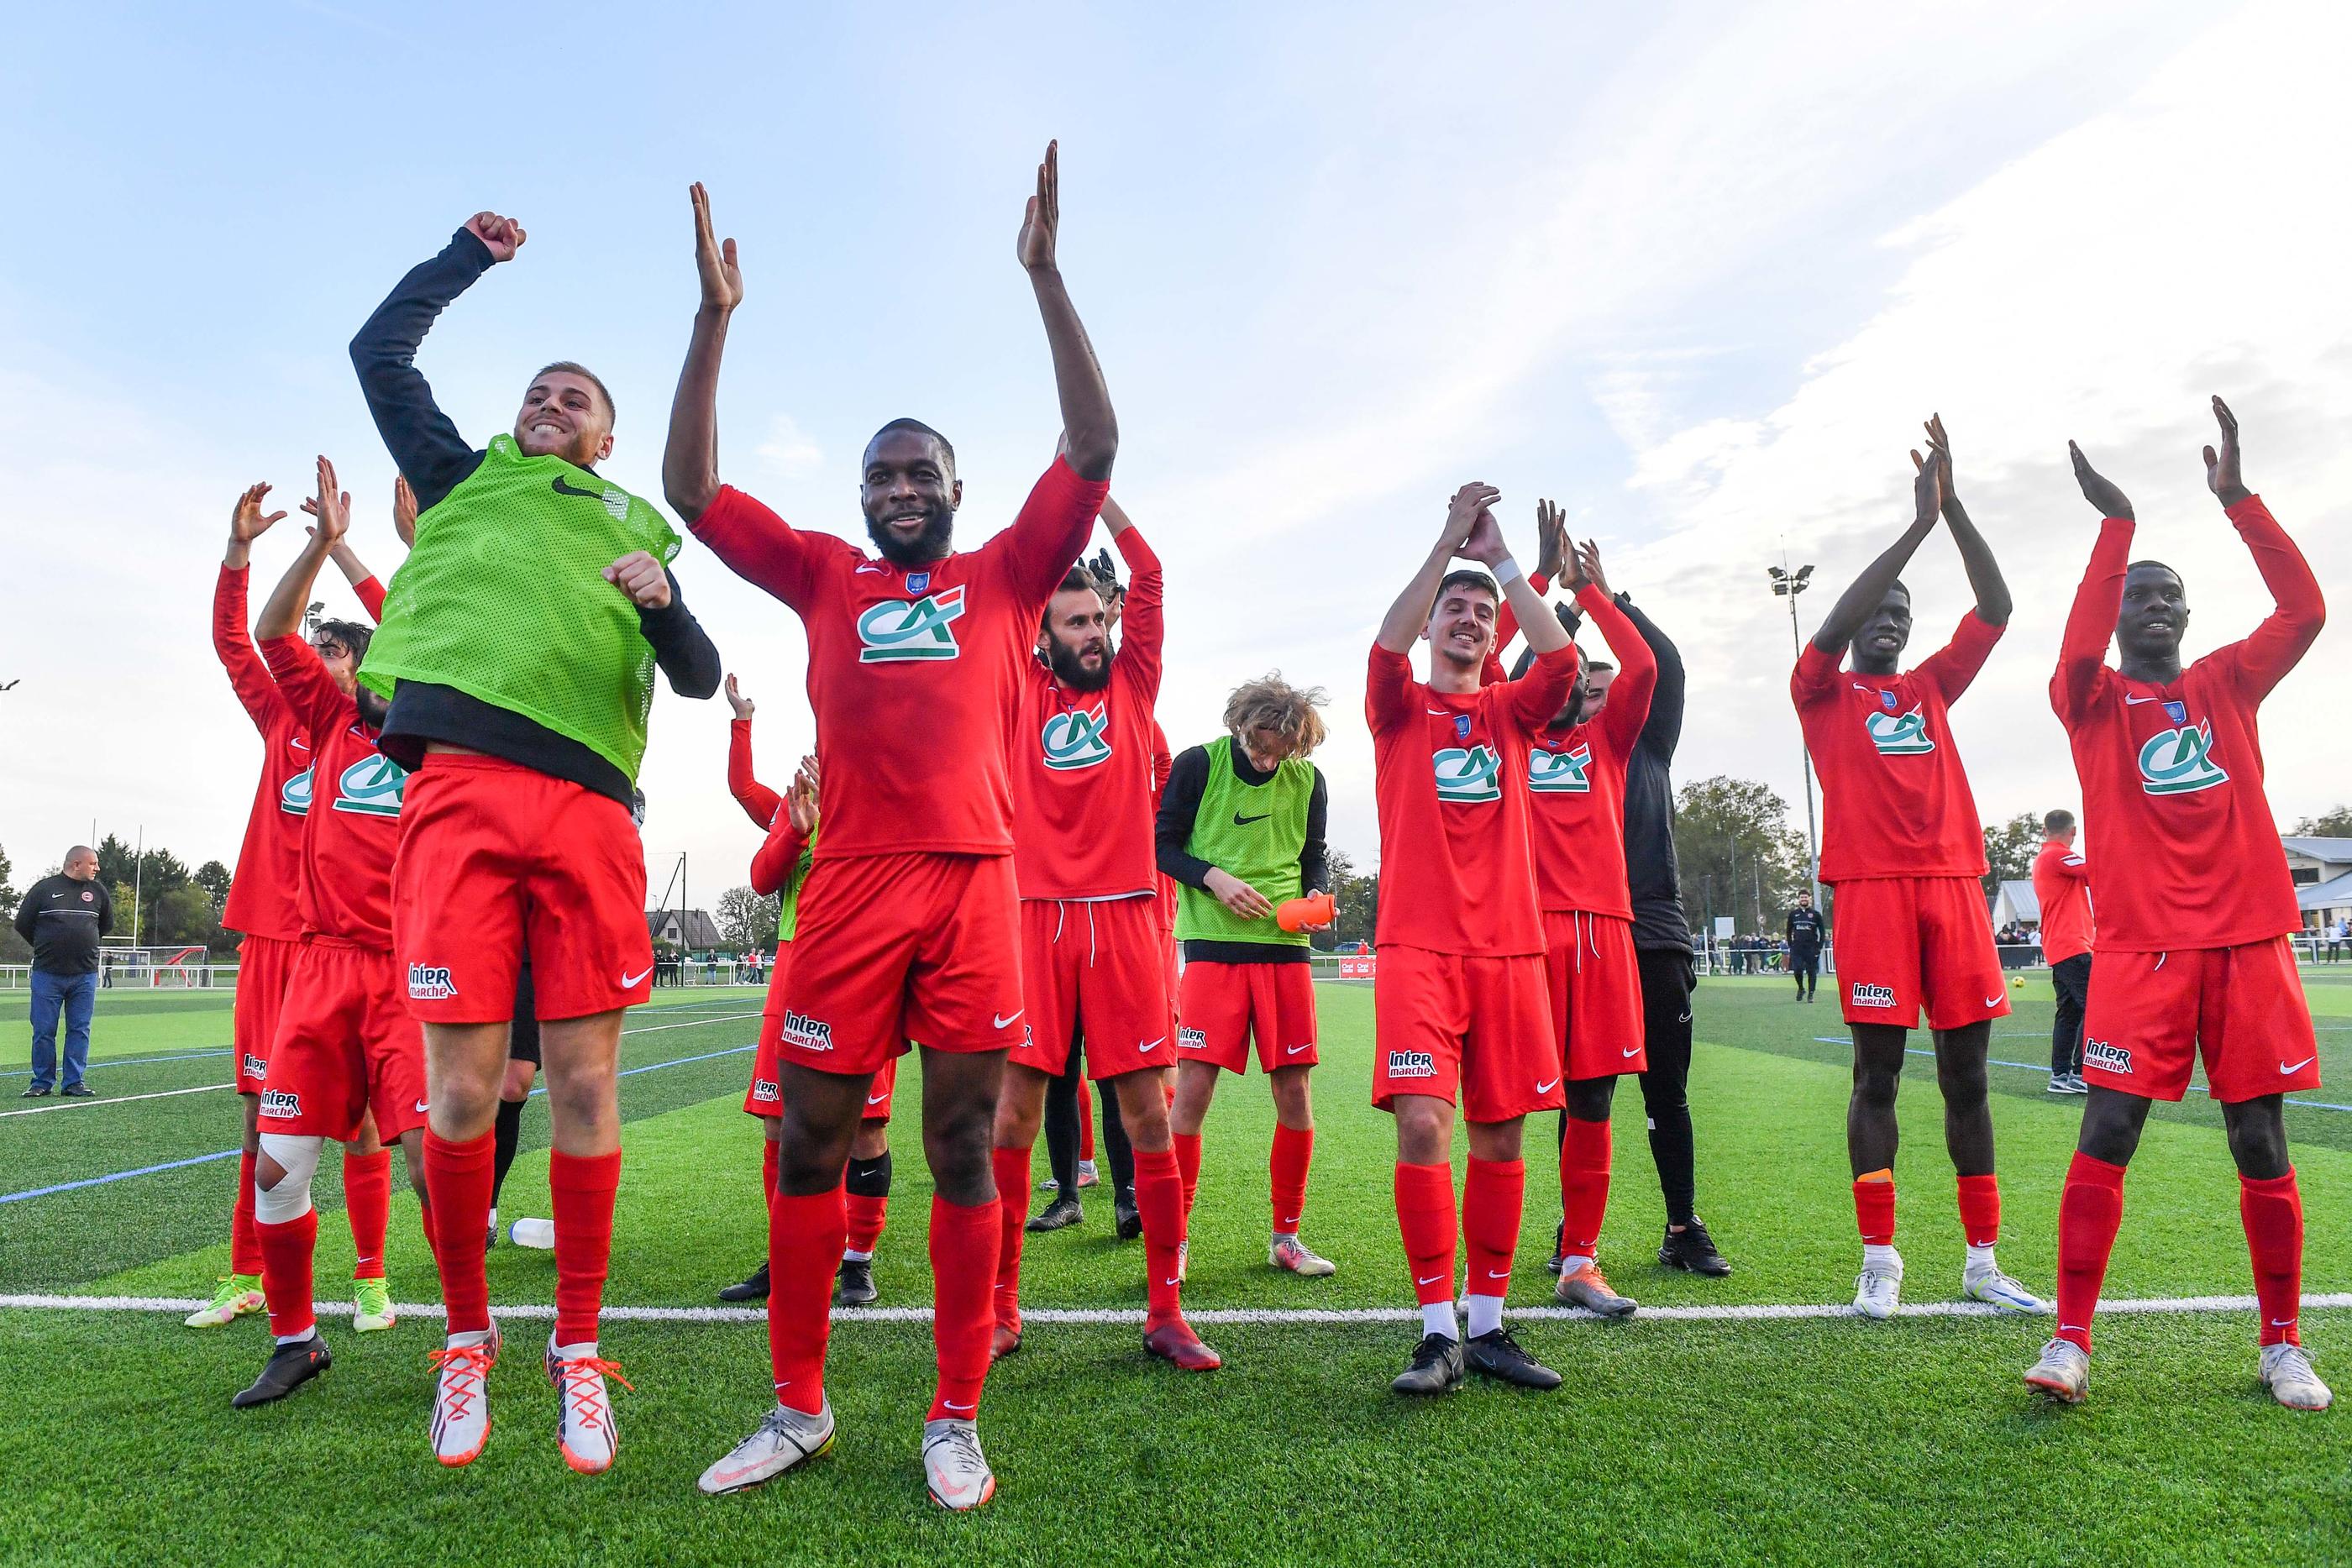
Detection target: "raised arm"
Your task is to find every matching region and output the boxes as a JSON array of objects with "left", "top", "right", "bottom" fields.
[
  {"left": 1107, "top": 502, "right": 1164, "bottom": 701},
  {"left": 1619, "top": 595, "right": 1685, "bottom": 761},
  {"left": 663, "top": 183, "right": 743, "bottom": 526},
  {"left": 216, "top": 484, "right": 291, "bottom": 730},
  {"left": 749, "top": 759, "right": 818, "bottom": 897},
  {"left": 2205, "top": 397, "right": 2325, "bottom": 696},
  {"left": 1377, "top": 483, "right": 1492, "bottom": 653},
  {"left": 2051, "top": 441, "right": 2135, "bottom": 721},
  {"left": 349, "top": 218, "right": 517, "bottom": 509},
  {"left": 300, "top": 486, "right": 385, "bottom": 621},
  {"left": 256, "top": 458, "right": 346, "bottom": 643},
  {"left": 1484, "top": 497, "right": 1565, "bottom": 684},
  {"left": 1021, "top": 143, "right": 1116, "bottom": 481},
  {"left": 1919, "top": 416, "right": 2010, "bottom": 627},
  {"left": 1811, "top": 448, "right": 1945, "bottom": 655},
  {"left": 1571, "top": 543, "right": 1656, "bottom": 755},
  {"left": 725, "top": 676, "right": 785, "bottom": 829}
]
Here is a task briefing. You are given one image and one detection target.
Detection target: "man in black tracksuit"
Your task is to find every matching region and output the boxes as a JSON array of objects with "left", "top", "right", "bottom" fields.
[
  {"left": 15, "top": 847, "right": 113, "bottom": 1098},
  {"left": 1785, "top": 892, "right": 1825, "bottom": 1001}
]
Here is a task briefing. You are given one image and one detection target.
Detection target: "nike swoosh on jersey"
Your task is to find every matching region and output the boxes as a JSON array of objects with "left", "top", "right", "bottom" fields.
[
  {"left": 2122, "top": 694, "right": 2166, "bottom": 705},
  {"left": 550, "top": 476, "right": 602, "bottom": 499},
  {"left": 1233, "top": 812, "right": 1271, "bottom": 826}
]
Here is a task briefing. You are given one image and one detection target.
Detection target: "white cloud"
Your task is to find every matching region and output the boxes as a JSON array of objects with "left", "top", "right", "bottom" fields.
[{"left": 754, "top": 414, "right": 823, "bottom": 480}]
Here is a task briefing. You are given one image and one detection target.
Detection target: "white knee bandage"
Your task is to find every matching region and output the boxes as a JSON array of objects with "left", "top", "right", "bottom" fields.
[{"left": 255, "top": 1132, "right": 323, "bottom": 1224}]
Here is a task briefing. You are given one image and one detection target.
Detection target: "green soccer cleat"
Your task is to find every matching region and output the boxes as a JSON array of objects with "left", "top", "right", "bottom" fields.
[
  {"left": 354, "top": 1277, "right": 397, "bottom": 1332},
  {"left": 186, "top": 1274, "right": 266, "bottom": 1329}
]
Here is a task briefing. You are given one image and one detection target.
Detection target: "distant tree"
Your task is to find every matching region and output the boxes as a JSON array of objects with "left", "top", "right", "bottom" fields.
[
  {"left": 2292, "top": 805, "right": 2352, "bottom": 838},
  {"left": 0, "top": 842, "right": 24, "bottom": 962},
  {"left": 111, "top": 883, "right": 138, "bottom": 942},
  {"left": 1981, "top": 811, "right": 2044, "bottom": 901},
  {"left": 194, "top": 860, "right": 234, "bottom": 914},
  {"left": 1675, "top": 775, "right": 1811, "bottom": 936},
  {"left": 716, "top": 884, "right": 780, "bottom": 952},
  {"left": 154, "top": 884, "right": 221, "bottom": 949},
  {"left": 1328, "top": 849, "right": 1379, "bottom": 948}
]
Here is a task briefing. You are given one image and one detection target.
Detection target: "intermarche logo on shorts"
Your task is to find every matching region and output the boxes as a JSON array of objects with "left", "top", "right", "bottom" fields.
[
  {"left": 782, "top": 1010, "right": 834, "bottom": 1051},
  {"left": 1386, "top": 1048, "right": 1436, "bottom": 1079},
  {"left": 1849, "top": 981, "right": 1896, "bottom": 1009},
  {"left": 1432, "top": 744, "right": 1502, "bottom": 803},
  {"left": 407, "top": 964, "right": 459, "bottom": 1001},
  {"left": 856, "top": 587, "right": 967, "bottom": 663},
  {"left": 2083, "top": 1039, "right": 2132, "bottom": 1074},
  {"left": 1528, "top": 742, "right": 1592, "bottom": 794},
  {"left": 1863, "top": 709, "right": 1935, "bottom": 756},
  {"left": 751, "top": 1078, "right": 781, "bottom": 1104},
  {"left": 241, "top": 1053, "right": 267, "bottom": 1083},
  {"left": 1041, "top": 703, "right": 1114, "bottom": 770},
  {"left": 280, "top": 765, "right": 313, "bottom": 817},
  {"left": 2138, "top": 723, "right": 2229, "bottom": 797},
  {"left": 1177, "top": 1026, "right": 1208, "bottom": 1051},
  {"left": 258, "top": 1088, "right": 301, "bottom": 1120},
  {"left": 333, "top": 753, "right": 408, "bottom": 817}
]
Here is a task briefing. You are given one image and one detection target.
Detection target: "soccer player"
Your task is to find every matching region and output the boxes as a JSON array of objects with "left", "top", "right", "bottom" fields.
[
  {"left": 1159, "top": 675, "right": 1336, "bottom": 1277},
  {"left": 988, "top": 495, "right": 1215, "bottom": 1371},
  {"left": 2025, "top": 399, "right": 2331, "bottom": 1411},
  {"left": 668, "top": 149, "right": 1118, "bottom": 1507},
  {"left": 231, "top": 459, "right": 433, "bottom": 1408},
  {"left": 1785, "top": 891, "right": 1825, "bottom": 1003},
  {"left": 349, "top": 211, "right": 724, "bottom": 1471},
  {"left": 193, "top": 480, "right": 397, "bottom": 1331},
  {"left": 2031, "top": 810, "right": 2092, "bottom": 1093},
  {"left": 1791, "top": 418, "right": 2041, "bottom": 1319},
  {"left": 1370, "top": 483, "right": 1578, "bottom": 1395}
]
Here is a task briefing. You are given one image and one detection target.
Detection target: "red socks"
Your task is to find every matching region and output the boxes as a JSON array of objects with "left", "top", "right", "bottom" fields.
[
  {"left": 423, "top": 1130, "right": 496, "bottom": 1335},
  {"left": 846, "top": 1192, "right": 890, "bottom": 1256},
  {"left": 768, "top": 1186, "right": 845, "bottom": 1413},
  {"left": 929, "top": 1196, "right": 1000, "bottom": 1422},
  {"left": 991, "top": 1146, "right": 1032, "bottom": 1331},
  {"left": 231, "top": 1150, "right": 262, "bottom": 1277},
  {"left": 1079, "top": 1099, "right": 1095, "bottom": 1162},
  {"left": 761, "top": 1138, "right": 779, "bottom": 1218},
  {"left": 1270, "top": 1124, "right": 1313, "bottom": 1235},
  {"left": 1394, "top": 1161, "right": 1457, "bottom": 1306},
  {"left": 1173, "top": 1131, "right": 1203, "bottom": 1217},
  {"left": 1462, "top": 1157, "right": 1525, "bottom": 1298},
  {"left": 1559, "top": 1117, "right": 1612, "bottom": 1261},
  {"left": 2055, "top": 1152, "right": 2125, "bottom": 1352},
  {"left": 2240, "top": 1168, "right": 2303, "bottom": 1347},
  {"left": 1956, "top": 1173, "right": 2001, "bottom": 1249},
  {"left": 1853, "top": 1170, "right": 1896, "bottom": 1246},
  {"left": 256, "top": 1208, "right": 318, "bottom": 1340},
  {"left": 1134, "top": 1146, "right": 1187, "bottom": 1325},
  {"left": 548, "top": 1149, "right": 621, "bottom": 1348},
  {"left": 343, "top": 1149, "right": 391, "bottom": 1282}
]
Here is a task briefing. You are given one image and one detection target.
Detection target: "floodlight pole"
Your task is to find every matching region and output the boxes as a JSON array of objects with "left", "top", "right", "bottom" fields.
[{"left": 1769, "top": 557, "right": 1824, "bottom": 910}]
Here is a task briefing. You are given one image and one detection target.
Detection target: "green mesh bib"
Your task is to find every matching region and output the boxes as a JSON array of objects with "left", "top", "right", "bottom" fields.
[
  {"left": 358, "top": 435, "right": 682, "bottom": 781},
  {"left": 778, "top": 835, "right": 816, "bottom": 942},
  {"left": 1173, "top": 736, "right": 1314, "bottom": 947}
]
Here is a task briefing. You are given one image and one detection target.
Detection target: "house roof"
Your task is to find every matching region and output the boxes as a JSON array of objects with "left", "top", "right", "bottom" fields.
[
  {"left": 2297, "top": 869, "right": 2352, "bottom": 913},
  {"left": 1995, "top": 879, "right": 2040, "bottom": 921},
  {"left": 2281, "top": 836, "right": 2352, "bottom": 865},
  {"left": 645, "top": 908, "right": 723, "bottom": 947}
]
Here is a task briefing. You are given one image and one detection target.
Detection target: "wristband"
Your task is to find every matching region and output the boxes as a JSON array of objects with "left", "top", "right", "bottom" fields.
[{"left": 1492, "top": 555, "right": 1523, "bottom": 589}]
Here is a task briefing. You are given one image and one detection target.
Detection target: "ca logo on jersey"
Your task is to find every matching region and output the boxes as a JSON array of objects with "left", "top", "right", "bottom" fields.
[
  {"left": 2139, "top": 722, "right": 2229, "bottom": 796},
  {"left": 1864, "top": 708, "right": 1935, "bottom": 755},
  {"left": 1433, "top": 745, "right": 1501, "bottom": 803},
  {"left": 1529, "top": 741, "right": 1592, "bottom": 794},
  {"left": 858, "top": 586, "right": 967, "bottom": 663},
  {"left": 332, "top": 753, "right": 407, "bottom": 817},
  {"left": 1042, "top": 703, "right": 1113, "bottom": 770},
  {"left": 280, "top": 765, "right": 314, "bottom": 816}
]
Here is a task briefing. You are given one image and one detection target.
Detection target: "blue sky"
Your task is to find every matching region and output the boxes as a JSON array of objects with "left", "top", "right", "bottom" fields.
[{"left": 4, "top": 1, "right": 2347, "bottom": 900}]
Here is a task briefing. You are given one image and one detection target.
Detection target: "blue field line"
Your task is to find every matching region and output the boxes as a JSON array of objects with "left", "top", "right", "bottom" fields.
[
  {"left": 0, "top": 1049, "right": 233, "bottom": 1080},
  {"left": 1809, "top": 1036, "right": 2352, "bottom": 1113}
]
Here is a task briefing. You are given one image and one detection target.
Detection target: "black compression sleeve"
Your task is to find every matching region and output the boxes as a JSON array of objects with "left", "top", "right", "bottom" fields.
[
  {"left": 638, "top": 571, "right": 722, "bottom": 698},
  {"left": 1155, "top": 745, "right": 1217, "bottom": 889},
  {"left": 1299, "top": 768, "right": 1331, "bottom": 894},
  {"left": 1620, "top": 595, "right": 1685, "bottom": 763},
  {"left": 349, "top": 229, "right": 494, "bottom": 511}
]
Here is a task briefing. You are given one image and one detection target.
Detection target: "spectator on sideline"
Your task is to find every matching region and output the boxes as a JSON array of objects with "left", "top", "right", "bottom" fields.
[{"left": 14, "top": 846, "right": 113, "bottom": 1098}]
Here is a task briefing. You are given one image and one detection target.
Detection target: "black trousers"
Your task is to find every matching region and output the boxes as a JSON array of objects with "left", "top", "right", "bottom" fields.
[
  {"left": 1790, "top": 947, "right": 1819, "bottom": 996},
  {"left": 1043, "top": 1036, "right": 1133, "bottom": 1198},
  {"left": 1633, "top": 947, "right": 1698, "bottom": 1227},
  {"left": 2050, "top": 952, "right": 2092, "bottom": 1076}
]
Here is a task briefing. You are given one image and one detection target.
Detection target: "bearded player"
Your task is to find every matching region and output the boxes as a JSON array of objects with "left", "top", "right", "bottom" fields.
[
  {"left": 990, "top": 496, "right": 1218, "bottom": 1371},
  {"left": 231, "top": 459, "right": 434, "bottom": 1407},
  {"left": 2024, "top": 399, "right": 2329, "bottom": 1411},
  {"left": 1372, "top": 484, "right": 1577, "bottom": 1395},
  {"left": 349, "top": 210, "right": 724, "bottom": 1471},
  {"left": 1791, "top": 419, "right": 2040, "bottom": 1320},
  {"left": 1159, "top": 674, "right": 1336, "bottom": 1277},
  {"left": 667, "top": 149, "right": 1116, "bottom": 1508},
  {"left": 193, "top": 480, "right": 397, "bottom": 1332}
]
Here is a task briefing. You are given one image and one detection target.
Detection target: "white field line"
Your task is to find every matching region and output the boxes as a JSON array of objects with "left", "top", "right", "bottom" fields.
[
  {"left": 3, "top": 1291, "right": 2347, "bottom": 1327},
  {"left": 0, "top": 1083, "right": 233, "bottom": 1118}
]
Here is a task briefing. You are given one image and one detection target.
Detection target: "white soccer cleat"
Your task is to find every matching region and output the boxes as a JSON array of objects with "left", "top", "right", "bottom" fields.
[
  {"left": 922, "top": 1418, "right": 996, "bottom": 1510},
  {"left": 1852, "top": 1254, "right": 1903, "bottom": 1319},
  {"left": 2024, "top": 1337, "right": 2089, "bottom": 1403},
  {"left": 2260, "top": 1344, "right": 2334, "bottom": 1412},
  {"left": 547, "top": 1337, "right": 633, "bottom": 1475},
  {"left": 428, "top": 1327, "right": 500, "bottom": 1466},
  {"left": 697, "top": 1402, "right": 837, "bottom": 1495},
  {"left": 1270, "top": 1235, "right": 1336, "bottom": 1277},
  {"left": 1075, "top": 1159, "right": 1100, "bottom": 1190},
  {"left": 1963, "top": 1265, "right": 2045, "bottom": 1314},
  {"left": 509, "top": 1217, "right": 555, "bottom": 1250}
]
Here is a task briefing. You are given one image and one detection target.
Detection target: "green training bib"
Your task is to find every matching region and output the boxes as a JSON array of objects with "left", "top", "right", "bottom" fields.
[{"left": 1173, "top": 736, "right": 1314, "bottom": 947}]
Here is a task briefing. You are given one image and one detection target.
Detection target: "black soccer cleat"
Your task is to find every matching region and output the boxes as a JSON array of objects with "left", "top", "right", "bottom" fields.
[
  {"left": 60, "top": 1084, "right": 96, "bottom": 1098},
  {"left": 1658, "top": 1218, "right": 1733, "bottom": 1277},
  {"left": 1026, "top": 1194, "right": 1083, "bottom": 1234},
  {"left": 1464, "top": 1327, "right": 1562, "bottom": 1390},
  {"left": 1390, "top": 1332, "right": 1466, "bottom": 1396},
  {"left": 231, "top": 1335, "right": 333, "bottom": 1407},
  {"left": 1114, "top": 1191, "right": 1142, "bottom": 1242},
  {"left": 833, "top": 1256, "right": 877, "bottom": 1307},
  {"left": 1545, "top": 1219, "right": 1567, "bottom": 1276},
  {"left": 717, "top": 1260, "right": 771, "bottom": 1303}
]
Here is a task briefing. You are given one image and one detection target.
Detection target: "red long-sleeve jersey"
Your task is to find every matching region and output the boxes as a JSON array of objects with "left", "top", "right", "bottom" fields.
[{"left": 2032, "top": 839, "right": 2093, "bottom": 963}]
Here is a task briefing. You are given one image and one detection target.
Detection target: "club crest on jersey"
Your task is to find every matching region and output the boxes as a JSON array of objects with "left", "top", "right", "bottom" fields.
[
  {"left": 1529, "top": 741, "right": 1593, "bottom": 794},
  {"left": 907, "top": 570, "right": 932, "bottom": 594},
  {"left": 2162, "top": 700, "right": 2187, "bottom": 725},
  {"left": 1453, "top": 713, "right": 1472, "bottom": 741},
  {"left": 1879, "top": 690, "right": 1898, "bottom": 711},
  {"left": 333, "top": 754, "right": 407, "bottom": 817},
  {"left": 1864, "top": 709, "right": 1935, "bottom": 755},
  {"left": 1041, "top": 703, "right": 1114, "bottom": 770},
  {"left": 258, "top": 1088, "right": 301, "bottom": 1120},
  {"left": 1850, "top": 981, "right": 1896, "bottom": 1009},
  {"left": 781, "top": 1010, "right": 834, "bottom": 1051},
  {"left": 2083, "top": 1039, "right": 2131, "bottom": 1074},
  {"left": 2139, "top": 722, "right": 2228, "bottom": 797},
  {"left": 281, "top": 765, "right": 314, "bottom": 816},
  {"left": 858, "top": 585, "right": 967, "bottom": 663},
  {"left": 1433, "top": 744, "right": 1502, "bottom": 803},
  {"left": 1386, "top": 1049, "right": 1436, "bottom": 1079},
  {"left": 407, "top": 964, "right": 458, "bottom": 1001}
]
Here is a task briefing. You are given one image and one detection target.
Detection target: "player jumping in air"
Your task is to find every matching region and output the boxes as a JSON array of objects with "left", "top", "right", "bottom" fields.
[
  {"left": 1158, "top": 674, "right": 1336, "bottom": 1277},
  {"left": 1791, "top": 419, "right": 2042, "bottom": 1320},
  {"left": 349, "top": 212, "right": 723, "bottom": 1471},
  {"left": 2025, "top": 399, "right": 2330, "bottom": 1411},
  {"left": 193, "top": 480, "right": 396, "bottom": 1332},
  {"left": 230, "top": 459, "right": 435, "bottom": 1408},
  {"left": 668, "top": 148, "right": 1117, "bottom": 1508},
  {"left": 1370, "top": 484, "right": 1578, "bottom": 1395}
]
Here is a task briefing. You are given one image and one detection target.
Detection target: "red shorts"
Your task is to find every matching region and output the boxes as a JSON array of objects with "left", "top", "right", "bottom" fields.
[
  {"left": 775, "top": 852, "right": 1024, "bottom": 1077},
  {"left": 746, "top": 938, "right": 900, "bottom": 1120},
  {"left": 393, "top": 754, "right": 653, "bottom": 1025},
  {"left": 1373, "top": 945, "right": 1562, "bottom": 1123},
  {"left": 1011, "top": 896, "right": 1171, "bottom": 1080},
  {"left": 234, "top": 932, "right": 303, "bottom": 1095},
  {"left": 2081, "top": 938, "right": 2320, "bottom": 1103},
  {"left": 1543, "top": 910, "right": 1646, "bottom": 1078},
  {"left": 1828, "top": 876, "right": 2008, "bottom": 1031},
  {"left": 1176, "top": 961, "right": 1319, "bottom": 1074},
  {"left": 258, "top": 941, "right": 427, "bottom": 1144}
]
